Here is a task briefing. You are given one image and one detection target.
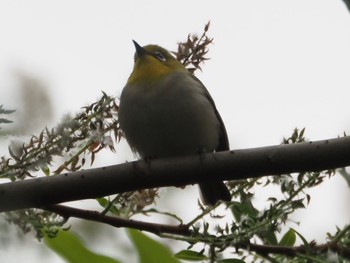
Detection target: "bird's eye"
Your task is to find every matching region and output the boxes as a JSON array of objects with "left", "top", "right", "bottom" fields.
[{"left": 155, "top": 52, "right": 166, "bottom": 62}]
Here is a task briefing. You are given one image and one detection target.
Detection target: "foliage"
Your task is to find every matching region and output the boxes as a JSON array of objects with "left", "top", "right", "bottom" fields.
[
  {"left": 129, "top": 229, "right": 181, "bottom": 263},
  {"left": 174, "top": 21, "right": 213, "bottom": 73},
  {"left": 45, "top": 229, "right": 121, "bottom": 263},
  {"left": 154, "top": 130, "right": 348, "bottom": 262},
  {"left": 2, "top": 92, "right": 119, "bottom": 238},
  {"left": 0, "top": 92, "right": 118, "bottom": 181}
]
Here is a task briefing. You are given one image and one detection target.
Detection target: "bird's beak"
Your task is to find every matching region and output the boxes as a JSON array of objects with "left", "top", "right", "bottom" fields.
[{"left": 132, "top": 40, "right": 146, "bottom": 57}]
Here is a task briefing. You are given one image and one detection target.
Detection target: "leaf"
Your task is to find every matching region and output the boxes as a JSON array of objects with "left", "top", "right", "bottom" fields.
[
  {"left": 291, "top": 228, "right": 311, "bottom": 254},
  {"left": 0, "top": 118, "right": 13, "bottom": 124},
  {"left": 96, "top": 197, "right": 109, "bottom": 207},
  {"left": 41, "top": 166, "right": 50, "bottom": 176},
  {"left": 306, "top": 194, "right": 311, "bottom": 205},
  {"left": 8, "top": 141, "right": 24, "bottom": 161},
  {"left": 128, "top": 229, "right": 180, "bottom": 263},
  {"left": 174, "top": 250, "right": 208, "bottom": 261},
  {"left": 0, "top": 105, "right": 16, "bottom": 114},
  {"left": 279, "top": 229, "right": 296, "bottom": 246},
  {"left": 45, "top": 230, "right": 120, "bottom": 263},
  {"left": 96, "top": 197, "right": 119, "bottom": 215},
  {"left": 338, "top": 168, "right": 350, "bottom": 188},
  {"left": 230, "top": 202, "right": 242, "bottom": 222},
  {"left": 230, "top": 200, "right": 259, "bottom": 222},
  {"left": 291, "top": 199, "right": 305, "bottom": 209},
  {"left": 264, "top": 230, "right": 278, "bottom": 245}
]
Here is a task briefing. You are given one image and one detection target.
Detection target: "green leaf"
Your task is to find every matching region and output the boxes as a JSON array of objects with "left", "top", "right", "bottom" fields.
[
  {"left": 175, "top": 250, "right": 208, "bottom": 261},
  {"left": 291, "top": 228, "right": 311, "bottom": 254},
  {"left": 41, "top": 166, "right": 50, "bottom": 176},
  {"left": 291, "top": 199, "right": 305, "bottom": 209},
  {"left": 44, "top": 230, "right": 120, "bottom": 263},
  {"left": 338, "top": 168, "right": 350, "bottom": 188},
  {"left": 231, "top": 200, "right": 259, "bottom": 222},
  {"left": 279, "top": 229, "right": 296, "bottom": 246},
  {"left": 96, "top": 197, "right": 119, "bottom": 215},
  {"left": 128, "top": 229, "right": 180, "bottom": 263},
  {"left": 264, "top": 230, "right": 278, "bottom": 245},
  {"left": 96, "top": 197, "right": 109, "bottom": 207}
]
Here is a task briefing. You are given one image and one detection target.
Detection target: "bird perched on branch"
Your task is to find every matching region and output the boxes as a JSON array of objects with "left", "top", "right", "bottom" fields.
[{"left": 118, "top": 40, "right": 231, "bottom": 205}]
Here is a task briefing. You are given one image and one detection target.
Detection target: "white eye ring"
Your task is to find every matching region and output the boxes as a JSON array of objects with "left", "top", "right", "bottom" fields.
[{"left": 155, "top": 52, "right": 166, "bottom": 62}]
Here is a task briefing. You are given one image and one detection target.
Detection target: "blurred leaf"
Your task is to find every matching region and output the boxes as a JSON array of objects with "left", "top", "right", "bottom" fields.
[
  {"left": 0, "top": 118, "right": 13, "bottom": 124},
  {"left": 291, "top": 199, "right": 305, "bottom": 209},
  {"left": 128, "top": 229, "right": 180, "bottom": 263},
  {"left": 342, "top": 0, "right": 350, "bottom": 13},
  {"left": 45, "top": 230, "right": 120, "bottom": 263},
  {"left": 279, "top": 229, "right": 296, "bottom": 246},
  {"left": 0, "top": 105, "right": 16, "bottom": 114},
  {"left": 306, "top": 194, "right": 311, "bottom": 205},
  {"left": 338, "top": 168, "right": 350, "bottom": 188},
  {"left": 231, "top": 200, "right": 259, "bottom": 222},
  {"left": 96, "top": 197, "right": 119, "bottom": 215},
  {"left": 292, "top": 228, "right": 311, "bottom": 254},
  {"left": 264, "top": 230, "right": 278, "bottom": 245},
  {"left": 42, "top": 166, "right": 50, "bottom": 176},
  {"left": 175, "top": 250, "right": 208, "bottom": 261}
]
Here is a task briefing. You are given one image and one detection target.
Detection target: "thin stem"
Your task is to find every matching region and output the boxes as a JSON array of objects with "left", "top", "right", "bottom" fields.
[
  {"left": 43, "top": 204, "right": 190, "bottom": 236},
  {"left": 185, "top": 203, "right": 220, "bottom": 227}
]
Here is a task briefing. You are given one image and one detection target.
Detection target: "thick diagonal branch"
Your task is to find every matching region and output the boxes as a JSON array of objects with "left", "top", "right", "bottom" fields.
[{"left": 0, "top": 136, "right": 350, "bottom": 212}]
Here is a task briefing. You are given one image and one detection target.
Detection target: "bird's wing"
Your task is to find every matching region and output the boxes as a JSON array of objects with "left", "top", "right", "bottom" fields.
[{"left": 190, "top": 74, "right": 230, "bottom": 151}]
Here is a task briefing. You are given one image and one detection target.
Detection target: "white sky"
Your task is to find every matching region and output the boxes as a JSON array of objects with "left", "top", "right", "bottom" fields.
[{"left": 0, "top": 1, "right": 350, "bottom": 262}]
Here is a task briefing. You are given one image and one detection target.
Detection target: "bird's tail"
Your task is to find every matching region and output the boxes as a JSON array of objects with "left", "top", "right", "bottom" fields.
[{"left": 198, "top": 181, "right": 231, "bottom": 206}]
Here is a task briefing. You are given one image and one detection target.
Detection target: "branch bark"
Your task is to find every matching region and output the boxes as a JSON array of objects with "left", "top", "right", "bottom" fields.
[{"left": 0, "top": 136, "right": 350, "bottom": 212}]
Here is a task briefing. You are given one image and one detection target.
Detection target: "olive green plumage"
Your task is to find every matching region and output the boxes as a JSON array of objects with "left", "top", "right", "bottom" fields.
[{"left": 118, "top": 41, "right": 231, "bottom": 205}]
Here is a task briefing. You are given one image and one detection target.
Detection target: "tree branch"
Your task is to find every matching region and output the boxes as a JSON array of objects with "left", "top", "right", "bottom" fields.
[
  {"left": 43, "top": 204, "right": 190, "bottom": 236},
  {"left": 248, "top": 242, "right": 350, "bottom": 259},
  {"left": 0, "top": 136, "right": 350, "bottom": 212},
  {"left": 43, "top": 205, "right": 350, "bottom": 260}
]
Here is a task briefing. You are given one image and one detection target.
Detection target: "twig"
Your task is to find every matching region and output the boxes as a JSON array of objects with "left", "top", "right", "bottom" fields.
[
  {"left": 248, "top": 242, "right": 350, "bottom": 259},
  {"left": 43, "top": 204, "right": 190, "bottom": 236}
]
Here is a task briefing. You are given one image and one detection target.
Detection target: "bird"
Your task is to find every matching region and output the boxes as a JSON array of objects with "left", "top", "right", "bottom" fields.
[{"left": 118, "top": 40, "right": 231, "bottom": 206}]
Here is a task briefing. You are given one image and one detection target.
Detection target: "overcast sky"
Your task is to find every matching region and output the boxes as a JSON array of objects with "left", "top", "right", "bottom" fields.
[{"left": 1, "top": 1, "right": 350, "bottom": 262}]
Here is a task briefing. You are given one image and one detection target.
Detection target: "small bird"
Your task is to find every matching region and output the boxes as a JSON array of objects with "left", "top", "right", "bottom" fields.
[{"left": 118, "top": 40, "right": 231, "bottom": 205}]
